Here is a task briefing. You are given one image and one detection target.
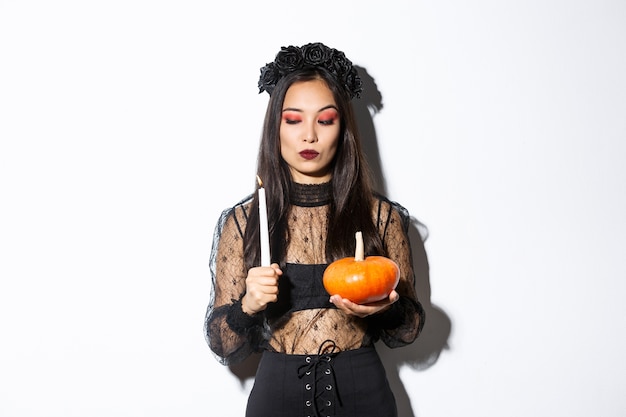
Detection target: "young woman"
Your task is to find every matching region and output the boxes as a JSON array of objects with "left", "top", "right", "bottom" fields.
[{"left": 204, "top": 42, "right": 425, "bottom": 417}]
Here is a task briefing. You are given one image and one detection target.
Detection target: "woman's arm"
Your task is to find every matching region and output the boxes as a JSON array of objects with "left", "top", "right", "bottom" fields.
[
  {"left": 204, "top": 203, "right": 265, "bottom": 365},
  {"left": 370, "top": 199, "right": 425, "bottom": 348}
]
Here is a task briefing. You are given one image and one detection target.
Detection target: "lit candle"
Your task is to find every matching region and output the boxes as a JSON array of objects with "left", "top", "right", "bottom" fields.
[{"left": 256, "top": 175, "right": 271, "bottom": 266}]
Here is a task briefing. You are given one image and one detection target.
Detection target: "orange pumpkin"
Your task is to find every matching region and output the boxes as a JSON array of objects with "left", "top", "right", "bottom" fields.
[{"left": 323, "top": 231, "right": 400, "bottom": 304}]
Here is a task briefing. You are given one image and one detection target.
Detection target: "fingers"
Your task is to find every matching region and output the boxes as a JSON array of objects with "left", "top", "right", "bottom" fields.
[
  {"left": 242, "top": 265, "right": 283, "bottom": 314},
  {"left": 329, "top": 291, "right": 399, "bottom": 318},
  {"left": 270, "top": 263, "right": 283, "bottom": 276},
  {"left": 247, "top": 266, "right": 281, "bottom": 291},
  {"left": 249, "top": 264, "right": 282, "bottom": 279}
]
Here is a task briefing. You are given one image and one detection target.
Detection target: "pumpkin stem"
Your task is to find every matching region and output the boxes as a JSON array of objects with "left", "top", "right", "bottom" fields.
[{"left": 355, "top": 231, "right": 364, "bottom": 261}]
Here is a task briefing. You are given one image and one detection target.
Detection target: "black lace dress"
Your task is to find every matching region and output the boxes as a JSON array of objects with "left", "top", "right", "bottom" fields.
[{"left": 204, "top": 182, "right": 425, "bottom": 417}]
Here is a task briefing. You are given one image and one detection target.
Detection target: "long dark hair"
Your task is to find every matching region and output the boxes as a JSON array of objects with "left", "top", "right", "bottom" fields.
[{"left": 243, "top": 67, "right": 384, "bottom": 269}]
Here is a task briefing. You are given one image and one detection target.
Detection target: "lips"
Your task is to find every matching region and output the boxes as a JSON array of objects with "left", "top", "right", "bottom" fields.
[{"left": 299, "top": 150, "right": 319, "bottom": 160}]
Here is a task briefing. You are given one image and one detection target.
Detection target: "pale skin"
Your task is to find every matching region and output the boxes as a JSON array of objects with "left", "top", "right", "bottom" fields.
[{"left": 241, "top": 79, "right": 399, "bottom": 318}]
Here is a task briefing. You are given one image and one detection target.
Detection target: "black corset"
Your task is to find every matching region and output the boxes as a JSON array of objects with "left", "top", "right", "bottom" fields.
[{"left": 265, "top": 263, "right": 335, "bottom": 320}]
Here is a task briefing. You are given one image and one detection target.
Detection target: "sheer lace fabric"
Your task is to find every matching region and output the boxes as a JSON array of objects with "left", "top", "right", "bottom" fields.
[{"left": 205, "top": 182, "right": 424, "bottom": 365}]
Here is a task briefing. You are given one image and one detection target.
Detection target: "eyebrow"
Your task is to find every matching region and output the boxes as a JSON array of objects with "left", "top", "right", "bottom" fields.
[{"left": 282, "top": 104, "right": 339, "bottom": 113}]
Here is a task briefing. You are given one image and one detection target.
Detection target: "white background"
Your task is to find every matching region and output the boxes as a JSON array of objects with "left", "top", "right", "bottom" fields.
[{"left": 1, "top": 1, "right": 625, "bottom": 416}]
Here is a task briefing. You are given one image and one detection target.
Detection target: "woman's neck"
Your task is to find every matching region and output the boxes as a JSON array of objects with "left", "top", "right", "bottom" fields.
[{"left": 289, "top": 181, "right": 332, "bottom": 207}]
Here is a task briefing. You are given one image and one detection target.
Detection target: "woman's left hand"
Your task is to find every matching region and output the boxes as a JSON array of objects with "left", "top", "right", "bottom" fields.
[{"left": 329, "top": 290, "right": 399, "bottom": 318}]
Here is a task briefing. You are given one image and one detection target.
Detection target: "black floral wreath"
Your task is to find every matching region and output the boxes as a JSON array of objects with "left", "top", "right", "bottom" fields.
[{"left": 257, "top": 42, "right": 363, "bottom": 99}]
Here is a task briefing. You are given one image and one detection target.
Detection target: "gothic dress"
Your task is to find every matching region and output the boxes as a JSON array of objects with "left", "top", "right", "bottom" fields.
[{"left": 204, "top": 182, "right": 425, "bottom": 417}]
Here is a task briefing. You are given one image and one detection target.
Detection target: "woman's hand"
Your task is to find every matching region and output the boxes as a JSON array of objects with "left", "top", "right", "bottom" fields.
[
  {"left": 329, "top": 290, "right": 400, "bottom": 318},
  {"left": 241, "top": 263, "right": 282, "bottom": 315}
]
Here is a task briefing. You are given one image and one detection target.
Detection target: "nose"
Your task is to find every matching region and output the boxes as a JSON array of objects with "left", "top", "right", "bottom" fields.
[{"left": 303, "top": 126, "right": 318, "bottom": 143}]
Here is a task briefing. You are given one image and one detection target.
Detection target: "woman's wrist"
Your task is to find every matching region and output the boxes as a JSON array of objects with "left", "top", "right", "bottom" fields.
[
  {"left": 226, "top": 296, "right": 263, "bottom": 335},
  {"left": 240, "top": 294, "right": 256, "bottom": 315}
]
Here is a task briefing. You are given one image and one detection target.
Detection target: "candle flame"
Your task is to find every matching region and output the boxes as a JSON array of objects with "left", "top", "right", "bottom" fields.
[{"left": 256, "top": 175, "right": 263, "bottom": 187}]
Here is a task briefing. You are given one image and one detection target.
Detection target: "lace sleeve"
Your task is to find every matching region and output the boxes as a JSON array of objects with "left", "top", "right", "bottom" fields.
[
  {"left": 204, "top": 198, "right": 265, "bottom": 365},
  {"left": 369, "top": 198, "right": 426, "bottom": 348}
]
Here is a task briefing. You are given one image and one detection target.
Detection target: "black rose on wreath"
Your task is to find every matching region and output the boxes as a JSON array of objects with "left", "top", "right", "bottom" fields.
[
  {"left": 257, "top": 63, "right": 280, "bottom": 95},
  {"left": 274, "top": 45, "right": 304, "bottom": 74},
  {"left": 301, "top": 42, "right": 331, "bottom": 67}
]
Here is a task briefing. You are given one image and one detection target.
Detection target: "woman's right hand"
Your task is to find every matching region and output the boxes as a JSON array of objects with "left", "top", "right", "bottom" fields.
[{"left": 241, "top": 263, "right": 282, "bottom": 315}]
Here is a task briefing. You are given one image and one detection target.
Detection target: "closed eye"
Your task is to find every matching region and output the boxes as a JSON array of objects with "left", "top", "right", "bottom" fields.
[
  {"left": 318, "top": 109, "right": 338, "bottom": 126},
  {"left": 282, "top": 111, "right": 302, "bottom": 125}
]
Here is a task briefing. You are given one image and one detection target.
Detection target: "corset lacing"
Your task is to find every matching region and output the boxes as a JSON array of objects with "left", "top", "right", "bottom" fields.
[{"left": 297, "top": 340, "right": 342, "bottom": 417}]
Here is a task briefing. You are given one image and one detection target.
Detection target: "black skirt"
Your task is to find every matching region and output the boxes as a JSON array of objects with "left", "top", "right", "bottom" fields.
[{"left": 246, "top": 345, "right": 397, "bottom": 417}]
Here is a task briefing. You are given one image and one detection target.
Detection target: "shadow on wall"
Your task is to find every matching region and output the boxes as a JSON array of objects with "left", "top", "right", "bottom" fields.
[{"left": 228, "top": 66, "right": 452, "bottom": 417}]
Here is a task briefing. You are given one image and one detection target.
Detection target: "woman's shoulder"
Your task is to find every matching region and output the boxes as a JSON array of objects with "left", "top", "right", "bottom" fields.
[
  {"left": 223, "top": 193, "right": 254, "bottom": 220},
  {"left": 213, "top": 193, "right": 254, "bottom": 239},
  {"left": 372, "top": 193, "right": 411, "bottom": 223},
  {"left": 372, "top": 193, "right": 429, "bottom": 242},
  {"left": 232, "top": 193, "right": 254, "bottom": 210}
]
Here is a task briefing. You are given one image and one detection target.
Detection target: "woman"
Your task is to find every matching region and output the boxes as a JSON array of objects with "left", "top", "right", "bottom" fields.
[{"left": 204, "top": 42, "right": 425, "bottom": 417}]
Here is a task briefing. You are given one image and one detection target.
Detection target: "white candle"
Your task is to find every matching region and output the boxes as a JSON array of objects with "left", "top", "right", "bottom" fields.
[{"left": 257, "top": 176, "right": 271, "bottom": 266}]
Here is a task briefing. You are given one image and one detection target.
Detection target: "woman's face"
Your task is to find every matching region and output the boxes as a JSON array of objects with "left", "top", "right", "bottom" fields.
[{"left": 279, "top": 79, "right": 341, "bottom": 184}]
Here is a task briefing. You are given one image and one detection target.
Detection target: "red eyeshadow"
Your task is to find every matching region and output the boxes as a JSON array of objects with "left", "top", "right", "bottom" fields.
[
  {"left": 282, "top": 112, "right": 302, "bottom": 122},
  {"left": 319, "top": 109, "right": 338, "bottom": 121}
]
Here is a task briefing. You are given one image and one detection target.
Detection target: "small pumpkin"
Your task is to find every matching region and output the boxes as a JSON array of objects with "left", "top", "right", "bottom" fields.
[{"left": 323, "top": 231, "right": 400, "bottom": 304}]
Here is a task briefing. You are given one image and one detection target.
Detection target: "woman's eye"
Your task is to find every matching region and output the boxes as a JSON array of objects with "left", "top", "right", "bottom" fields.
[
  {"left": 283, "top": 114, "right": 301, "bottom": 124},
  {"left": 318, "top": 110, "right": 338, "bottom": 125}
]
